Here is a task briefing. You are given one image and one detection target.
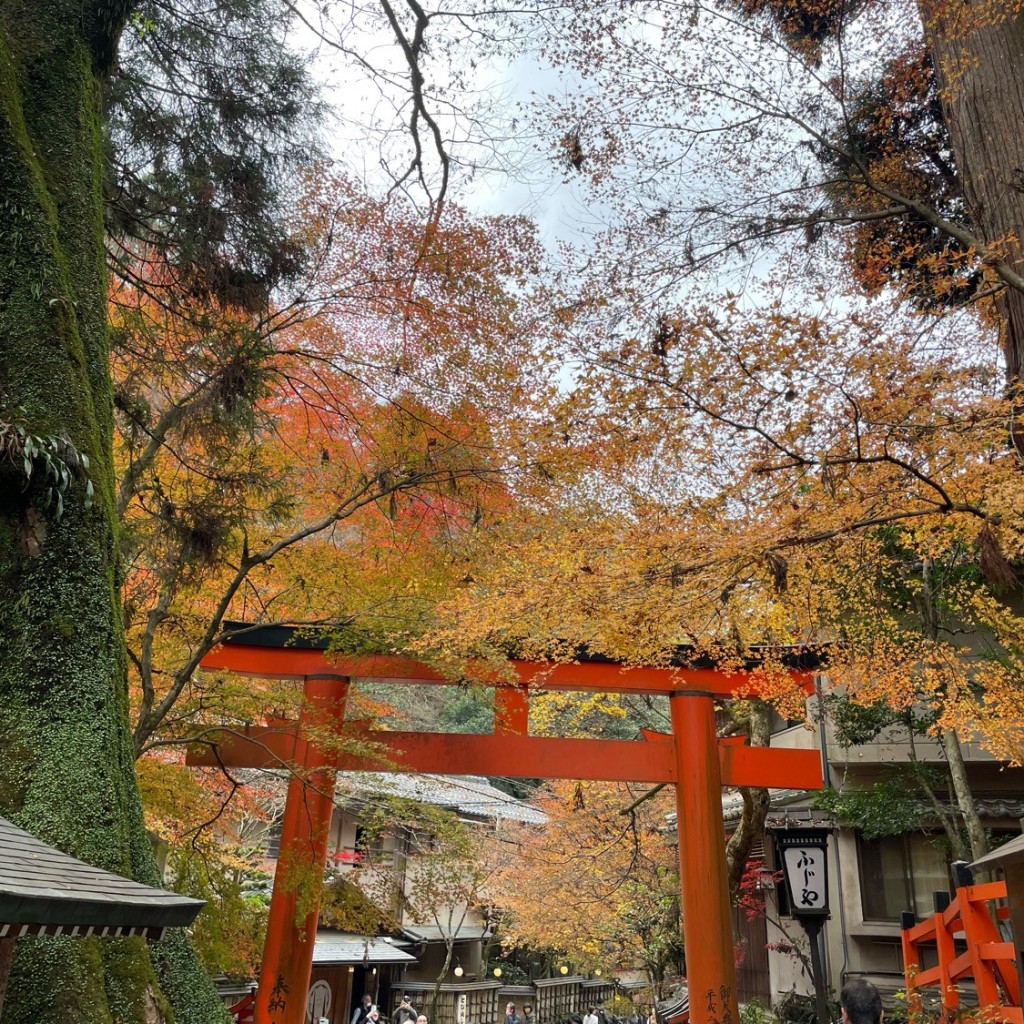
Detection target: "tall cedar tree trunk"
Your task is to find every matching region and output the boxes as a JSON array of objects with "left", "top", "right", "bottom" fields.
[
  {"left": 919, "top": 2, "right": 1024, "bottom": 383},
  {"left": 0, "top": 3, "right": 226, "bottom": 1022}
]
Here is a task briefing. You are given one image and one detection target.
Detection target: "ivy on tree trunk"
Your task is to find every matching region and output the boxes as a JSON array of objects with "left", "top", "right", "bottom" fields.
[{"left": 0, "top": 2, "right": 225, "bottom": 1021}]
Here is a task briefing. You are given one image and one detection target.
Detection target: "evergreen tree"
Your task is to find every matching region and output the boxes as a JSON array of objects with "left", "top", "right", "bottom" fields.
[{"left": 105, "top": 0, "right": 321, "bottom": 311}]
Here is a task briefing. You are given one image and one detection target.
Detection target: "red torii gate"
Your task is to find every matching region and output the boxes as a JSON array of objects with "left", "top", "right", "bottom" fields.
[{"left": 190, "top": 624, "right": 823, "bottom": 1024}]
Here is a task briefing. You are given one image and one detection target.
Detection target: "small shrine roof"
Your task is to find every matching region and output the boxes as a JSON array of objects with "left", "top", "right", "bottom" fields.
[{"left": 0, "top": 815, "right": 203, "bottom": 939}]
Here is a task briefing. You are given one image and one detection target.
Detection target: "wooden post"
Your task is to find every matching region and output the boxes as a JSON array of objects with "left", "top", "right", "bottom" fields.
[
  {"left": 670, "top": 693, "right": 738, "bottom": 1024},
  {"left": 494, "top": 685, "right": 529, "bottom": 735},
  {"left": 959, "top": 885, "right": 1001, "bottom": 1009},
  {"left": 256, "top": 675, "right": 349, "bottom": 1024},
  {"left": 934, "top": 900, "right": 958, "bottom": 1015},
  {"left": 900, "top": 912, "right": 921, "bottom": 1017},
  {"left": 802, "top": 918, "right": 829, "bottom": 1024},
  {"left": 1004, "top": 862, "right": 1024, "bottom": 1007}
]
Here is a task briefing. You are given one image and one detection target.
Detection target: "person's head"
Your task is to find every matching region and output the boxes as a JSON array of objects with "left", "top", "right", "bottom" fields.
[
  {"left": 416, "top": 1016, "right": 428, "bottom": 1024},
  {"left": 523, "top": 1008, "right": 533, "bottom": 1017},
  {"left": 589, "top": 1010, "right": 596, "bottom": 1016},
  {"left": 840, "top": 980, "right": 883, "bottom": 1024},
  {"left": 507, "top": 1005, "right": 516, "bottom": 1016},
  {"left": 363, "top": 996, "right": 374, "bottom": 1007}
]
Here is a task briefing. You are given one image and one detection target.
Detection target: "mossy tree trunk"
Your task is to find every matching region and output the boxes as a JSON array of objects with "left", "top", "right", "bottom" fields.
[{"left": 0, "top": 3, "right": 226, "bottom": 1022}]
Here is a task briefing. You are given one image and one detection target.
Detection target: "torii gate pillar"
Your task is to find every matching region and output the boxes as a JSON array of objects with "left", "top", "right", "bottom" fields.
[
  {"left": 256, "top": 675, "right": 348, "bottom": 1024},
  {"left": 671, "top": 692, "right": 737, "bottom": 1024}
]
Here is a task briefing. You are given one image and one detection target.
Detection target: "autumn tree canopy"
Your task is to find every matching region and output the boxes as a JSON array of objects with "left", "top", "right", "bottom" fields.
[
  {"left": 6, "top": 1, "right": 1024, "bottom": 1020},
  {"left": 116, "top": 169, "right": 548, "bottom": 758},
  {"left": 414, "top": 0, "right": 1024, "bottom": 781},
  {"left": 488, "top": 781, "right": 683, "bottom": 999}
]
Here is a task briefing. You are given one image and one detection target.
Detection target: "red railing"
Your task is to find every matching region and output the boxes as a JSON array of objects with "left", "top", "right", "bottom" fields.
[
  {"left": 229, "top": 991, "right": 256, "bottom": 1024},
  {"left": 901, "top": 880, "right": 1021, "bottom": 1023}
]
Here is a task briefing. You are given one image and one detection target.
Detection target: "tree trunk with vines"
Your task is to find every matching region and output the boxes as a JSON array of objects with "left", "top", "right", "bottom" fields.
[
  {"left": 0, "top": 2, "right": 225, "bottom": 1022},
  {"left": 725, "top": 701, "right": 771, "bottom": 899}
]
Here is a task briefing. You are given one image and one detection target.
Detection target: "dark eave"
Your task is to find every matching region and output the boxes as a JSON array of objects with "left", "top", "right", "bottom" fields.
[
  {"left": 0, "top": 816, "right": 204, "bottom": 934},
  {"left": 217, "top": 620, "right": 826, "bottom": 672}
]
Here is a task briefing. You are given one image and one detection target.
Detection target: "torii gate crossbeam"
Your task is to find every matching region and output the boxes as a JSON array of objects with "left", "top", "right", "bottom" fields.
[{"left": 190, "top": 625, "right": 823, "bottom": 1024}]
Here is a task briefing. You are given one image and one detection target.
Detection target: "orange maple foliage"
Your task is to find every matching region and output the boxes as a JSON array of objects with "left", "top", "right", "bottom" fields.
[
  {"left": 136, "top": 756, "right": 273, "bottom": 977},
  {"left": 113, "top": 171, "right": 547, "bottom": 757},
  {"left": 423, "top": 289, "right": 1024, "bottom": 764},
  {"left": 486, "top": 780, "right": 683, "bottom": 998}
]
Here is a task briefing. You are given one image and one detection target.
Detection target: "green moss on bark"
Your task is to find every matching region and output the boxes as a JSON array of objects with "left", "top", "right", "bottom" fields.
[
  {"left": 4, "top": 937, "right": 109, "bottom": 1024},
  {"left": 103, "top": 939, "right": 174, "bottom": 1024},
  {"left": 0, "top": 4, "right": 227, "bottom": 1023},
  {"left": 150, "top": 931, "right": 236, "bottom": 1024}
]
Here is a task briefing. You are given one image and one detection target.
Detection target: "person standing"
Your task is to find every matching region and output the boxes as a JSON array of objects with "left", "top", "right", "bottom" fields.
[
  {"left": 522, "top": 1005, "right": 537, "bottom": 1024},
  {"left": 584, "top": 1007, "right": 599, "bottom": 1024},
  {"left": 505, "top": 1002, "right": 521, "bottom": 1024},
  {"left": 393, "top": 996, "right": 417, "bottom": 1024},
  {"left": 840, "top": 980, "right": 883, "bottom": 1024},
  {"left": 352, "top": 995, "right": 375, "bottom": 1024}
]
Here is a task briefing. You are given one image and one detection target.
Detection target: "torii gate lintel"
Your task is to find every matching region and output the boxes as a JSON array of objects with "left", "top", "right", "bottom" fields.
[
  {"left": 191, "top": 628, "right": 823, "bottom": 1024},
  {"left": 192, "top": 718, "right": 817, "bottom": 789}
]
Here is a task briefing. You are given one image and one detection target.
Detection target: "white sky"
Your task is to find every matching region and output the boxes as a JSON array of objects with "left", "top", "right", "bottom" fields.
[{"left": 295, "top": 7, "right": 600, "bottom": 250}]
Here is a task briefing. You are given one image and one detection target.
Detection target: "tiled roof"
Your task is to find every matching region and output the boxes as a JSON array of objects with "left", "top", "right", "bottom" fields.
[
  {"left": 0, "top": 815, "right": 204, "bottom": 937},
  {"left": 236, "top": 769, "right": 545, "bottom": 825},
  {"left": 657, "top": 992, "right": 690, "bottom": 1023},
  {"left": 971, "top": 831, "right": 1024, "bottom": 870},
  {"left": 337, "top": 773, "right": 546, "bottom": 825},
  {"left": 312, "top": 931, "right": 418, "bottom": 965},
  {"left": 400, "top": 923, "right": 489, "bottom": 942},
  {"left": 717, "top": 791, "right": 1024, "bottom": 830},
  {"left": 760, "top": 796, "right": 1024, "bottom": 830}
]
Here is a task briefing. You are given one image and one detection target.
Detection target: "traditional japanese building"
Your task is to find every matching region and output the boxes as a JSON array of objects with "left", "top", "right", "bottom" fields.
[
  {"left": 246, "top": 770, "right": 544, "bottom": 1024},
  {"left": 725, "top": 707, "right": 1024, "bottom": 1007}
]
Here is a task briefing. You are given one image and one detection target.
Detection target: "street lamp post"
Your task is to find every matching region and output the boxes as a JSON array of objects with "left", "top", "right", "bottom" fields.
[{"left": 774, "top": 828, "right": 832, "bottom": 1024}]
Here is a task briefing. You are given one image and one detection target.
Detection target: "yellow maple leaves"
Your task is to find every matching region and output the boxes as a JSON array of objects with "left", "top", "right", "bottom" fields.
[{"left": 485, "top": 781, "right": 682, "bottom": 985}]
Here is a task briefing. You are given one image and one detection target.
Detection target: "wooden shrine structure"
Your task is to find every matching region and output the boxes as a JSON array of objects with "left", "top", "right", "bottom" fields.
[
  {"left": 189, "top": 623, "right": 824, "bottom": 1024},
  {"left": 902, "top": 862, "right": 1023, "bottom": 1022},
  {"left": 0, "top": 814, "right": 204, "bottom": 1016}
]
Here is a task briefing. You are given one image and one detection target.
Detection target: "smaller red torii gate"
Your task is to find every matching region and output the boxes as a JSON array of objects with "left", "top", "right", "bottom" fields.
[{"left": 189, "top": 624, "right": 823, "bottom": 1024}]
